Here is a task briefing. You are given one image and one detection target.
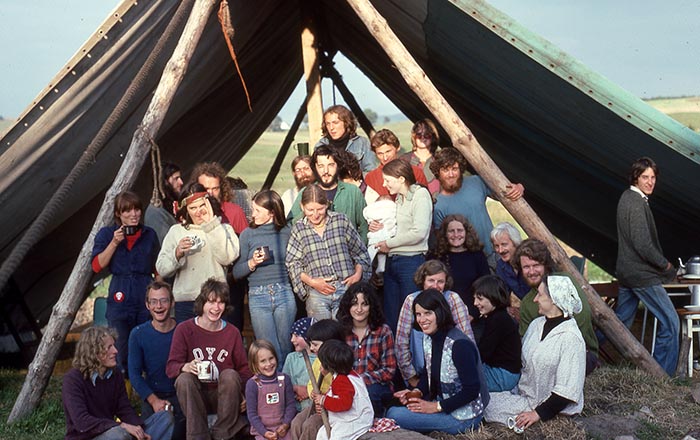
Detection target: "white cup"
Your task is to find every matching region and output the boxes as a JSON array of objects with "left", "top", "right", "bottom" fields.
[{"left": 197, "top": 360, "right": 213, "bottom": 381}]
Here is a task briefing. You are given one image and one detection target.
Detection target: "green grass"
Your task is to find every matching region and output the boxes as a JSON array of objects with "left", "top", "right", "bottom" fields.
[
  {"left": 668, "top": 112, "right": 700, "bottom": 131},
  {"left": 0, "top": 369, "right": 65, "bottom": 439}
]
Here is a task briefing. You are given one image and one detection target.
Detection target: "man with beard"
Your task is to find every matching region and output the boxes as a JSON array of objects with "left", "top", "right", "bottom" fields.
[
  {"left": 282, "top": 155, "right": 315, "bottom": 216},
  {"left": 315, "top": 105, "right": 377, "bottom": 174},
  {"left": 288, "top": 145, "right": 368, "bottom": 243},
  {"left": 431, "top": 147, "right": 524, "bottom": 266},
  {"left": 129, "top": 281, "right": 185, "bottom": 439},
  {"left": 191, "top": 161, "right": 248, "bottom": 235},
  {"left": 145, "top": 162, "right": 184, "bottom": 245},
  {"left": 514, "top": 238, "right": 599, "bottom": 373},
  {"left": 615, "top": 157, "right": 678, "bottom": 376}
]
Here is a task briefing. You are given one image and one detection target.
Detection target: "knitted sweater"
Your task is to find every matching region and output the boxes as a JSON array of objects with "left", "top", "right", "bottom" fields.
[{"left": 615, "top": 188, "right": 675, "bottom": 287}]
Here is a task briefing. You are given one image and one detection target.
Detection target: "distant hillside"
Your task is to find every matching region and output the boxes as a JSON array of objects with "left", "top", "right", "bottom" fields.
[{"left": 645, "top": 96, "right": 700, "bottom": 131}]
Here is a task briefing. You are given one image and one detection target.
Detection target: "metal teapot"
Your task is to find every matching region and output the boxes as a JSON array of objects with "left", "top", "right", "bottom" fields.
[{"left": 679, "top": 256, "right": 700, "bottom": 276}]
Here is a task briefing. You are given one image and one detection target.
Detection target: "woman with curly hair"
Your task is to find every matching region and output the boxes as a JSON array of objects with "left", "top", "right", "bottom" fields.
[
  {"left": 434, "top": 214, "right": 490, "bottom": 319},
  {"left": 156, "top": 182, "right": 239, "bottom": 322},
  {"left": 315, "top": 105, "right": 377, "bottom": 173},
  {"left": 336, "top": 281, "right": 396, "bottom": 417}
]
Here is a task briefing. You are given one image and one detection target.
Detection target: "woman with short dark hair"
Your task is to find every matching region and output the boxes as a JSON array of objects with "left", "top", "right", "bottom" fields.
[
  {"left": 387, "top": 289, "right": 488, "bottom": 434},
  {"left": 233, "top": 190, "right": 296, "bottom": 362},
  {"left": 91, "top": 190, "right": 160, "bottom": 375}
]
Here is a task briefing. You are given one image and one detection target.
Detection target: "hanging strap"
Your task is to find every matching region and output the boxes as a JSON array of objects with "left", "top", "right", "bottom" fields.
[{"left": 218, "top": 0, "right": 252, "bottom": 111}]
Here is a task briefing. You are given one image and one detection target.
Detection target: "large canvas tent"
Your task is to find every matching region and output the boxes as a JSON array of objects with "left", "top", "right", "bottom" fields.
[{"left": 1, "top": 0, "right": 699, "bottom": 352}]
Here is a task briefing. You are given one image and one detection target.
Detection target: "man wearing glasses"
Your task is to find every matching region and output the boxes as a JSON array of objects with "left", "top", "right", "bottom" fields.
[{"left": 129, "top": 281, "right": 186, "bottom": 440}]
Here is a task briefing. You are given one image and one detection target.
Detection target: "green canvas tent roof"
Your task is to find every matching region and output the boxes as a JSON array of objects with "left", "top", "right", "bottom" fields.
[{"left": 1, "top": 0, "right": 698, "bottom": 344}]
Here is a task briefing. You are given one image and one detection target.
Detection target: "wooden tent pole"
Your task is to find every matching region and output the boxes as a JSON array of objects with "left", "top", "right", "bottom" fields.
[
  {"left": 301, "top": 5, "right": 324, "bottom": 143},
  {"left": 261, "top": 96, "right": 309, "bottom": 190},
  {"left": 8, "top": 0, "right": 219, "bottom": 423},
  {"left": 345, "top": 0, "right": 666, "bottom": 378}
]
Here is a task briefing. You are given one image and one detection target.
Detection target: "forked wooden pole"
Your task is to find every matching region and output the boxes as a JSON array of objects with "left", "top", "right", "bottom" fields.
[
  {"left": 8, "top": 0, "right": 219, "bottom": 422},
  {"left": 345, "top": 0, "right": 666, "bottom": 378}
]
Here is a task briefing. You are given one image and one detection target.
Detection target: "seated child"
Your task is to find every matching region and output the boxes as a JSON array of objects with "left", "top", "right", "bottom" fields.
[
  {"left": 472, "top": 275, "right": 522, "bottom": 392},
  {"left": 282, "top": 317, "right": 317, "bottom": 411},
  {"left": 289, "top": 319, "right": 346, "bottom": 440},
  {"left": 363, "top": 195, "right": 397, "bottom": 273},
  {"left": 312, "top": 340, "right": 373, "bottom": 440},
  {"left": 246, "top": 340, "right": 296, "bottom": 440}
]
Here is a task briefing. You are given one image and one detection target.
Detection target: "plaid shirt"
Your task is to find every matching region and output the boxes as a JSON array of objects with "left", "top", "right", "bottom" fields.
[
  {"left": 346, "top": 324, "right": 396, "bottom": 386},
  {"left": 395, "top": 290, "right": 474, "bottom": 381},
  {"left": 286, "top": 211, "right": 370, "bottom": 299}
]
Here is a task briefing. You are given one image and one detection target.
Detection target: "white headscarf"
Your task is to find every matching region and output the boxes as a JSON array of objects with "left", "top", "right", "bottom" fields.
[{"left": 547, "top": 275, "right": 582, "bottom": 318}]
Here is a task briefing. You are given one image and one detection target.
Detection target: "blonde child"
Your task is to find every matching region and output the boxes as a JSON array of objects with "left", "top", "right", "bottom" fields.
[
  {"left": 245, "top": 340, "right": 296, "bottom": 440},
  {"left": 282, "top": 317, "right": 317, "bottom": 411},
  {"left": 312, "top": 340, "right": 373, "bottom": 440}
]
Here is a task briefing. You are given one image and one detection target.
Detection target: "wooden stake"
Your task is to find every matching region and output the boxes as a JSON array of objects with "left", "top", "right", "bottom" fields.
[
  {"left": 302, "top": 350, "right": 331, "bottom": 437},
  {"left": 8, "top": 0, "right": 219, "bottom": 423},
  {"left": 345, "top": 0, "right": 666, "bottom": 378}
]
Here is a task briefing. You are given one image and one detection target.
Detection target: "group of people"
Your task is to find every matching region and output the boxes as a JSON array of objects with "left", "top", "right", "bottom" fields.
[{"left": 63, "top": 103, "right": 675, "bottom": 439}]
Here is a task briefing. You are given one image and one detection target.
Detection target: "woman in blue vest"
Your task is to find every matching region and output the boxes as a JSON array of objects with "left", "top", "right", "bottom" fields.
[
  {"left": 387, "top": 289, "right": 489, "bottom": 434},
  {"left": 91, "top": 190, "right": 160, "bottom": 376}
]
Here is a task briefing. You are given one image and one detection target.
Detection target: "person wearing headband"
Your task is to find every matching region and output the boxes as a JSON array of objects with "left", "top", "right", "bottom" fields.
[
  {"left": 484, "top": 275, "right": 586, "bottom": 432},
  {"left": 156, "top": 182, "right": 240, "bottom": 322}
]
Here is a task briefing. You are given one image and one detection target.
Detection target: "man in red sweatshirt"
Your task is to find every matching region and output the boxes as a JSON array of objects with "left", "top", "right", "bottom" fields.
[{"left": 166, "top": 278, "right": 252, "bottom": 440}]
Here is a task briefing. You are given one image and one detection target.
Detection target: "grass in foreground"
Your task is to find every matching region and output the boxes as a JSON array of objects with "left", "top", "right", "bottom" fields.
[
  {"left": 0, "top": 369, "right": 65, "bottom": 439},
  {"left": 2, "top": 365, "right": 698, "bottom": 439}
]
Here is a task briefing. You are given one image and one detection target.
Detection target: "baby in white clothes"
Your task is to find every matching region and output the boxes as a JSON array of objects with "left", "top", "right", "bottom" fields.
[{"left": 363, "top": 195, "right": 397, "bottom": 273}]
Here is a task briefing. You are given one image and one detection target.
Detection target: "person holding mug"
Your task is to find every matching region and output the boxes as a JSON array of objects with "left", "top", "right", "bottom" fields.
[{"left": 91, "top": 190, "right": 160, "bottom": 376}]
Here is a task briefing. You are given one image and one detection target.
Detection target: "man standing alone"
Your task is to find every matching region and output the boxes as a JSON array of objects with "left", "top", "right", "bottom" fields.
[{"left": 615, "top": 157, "right": 678, "bottom": 376}]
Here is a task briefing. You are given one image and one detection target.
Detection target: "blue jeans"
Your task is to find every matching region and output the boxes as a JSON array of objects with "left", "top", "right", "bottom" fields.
[
  {"left": 174, "top": 301, "right": 195, "bottom": 323},
  {"left": 482, "top": 364, "right": 520, "bottom": 392},
  {"left": 108, "top": 309, "right": 150, "bottom": 377},
  {"left": 366, "top": 382, "right": 392, "bottom": 418},
  {"left": 386, "top": 405, "right": 482, "bottom": 435},
  {"left": 384, "top": 254, "right": 425, "bottom": 331},
  {"left": 249, "top": 283, "right": 297, "bottom": 363},
  {"left": 141, "top": 391, "right": 185, "bottom": 440},
  {"left": 92, "top": 409, "right": 174, "bottom": 439},
  {"left": 305, "top": 282, "right": 347, "bottom": 320},
  {"left": 615, "top": 284, "right": 680, "bottom": 375}
]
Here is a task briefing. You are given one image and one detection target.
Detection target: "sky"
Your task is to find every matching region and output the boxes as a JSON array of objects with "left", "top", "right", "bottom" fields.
[{"left": 1, "top": 0, "right": 698, "bottom": 123}]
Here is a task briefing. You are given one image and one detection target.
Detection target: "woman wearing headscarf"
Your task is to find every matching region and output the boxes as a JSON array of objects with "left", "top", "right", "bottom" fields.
[
  {"left": 156, "top": 182, "right": 239, "bottom": 322},
  {"left": 484, "top": 275, "right": 586, "bottom": 433}
]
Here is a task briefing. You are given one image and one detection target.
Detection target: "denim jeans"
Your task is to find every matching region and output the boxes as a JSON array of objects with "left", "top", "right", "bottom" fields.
[
  {"left": 141, "top": 391, "right": 186, "bottom": 440},
  {"left": 384, "top": 254, "right": 425, "bottom": 331},
  {"left": 386, "top": 405, "right": 482, "bottom": 435},
  {"left": 92, "top": 409, "right": 174, "bottom": 440},
  {"left": 174, "top": 301, "right": 195, "bottom": 323},
  {"left": 249, "top": 283, "right": 297, "bottom": 363},
  {"left": 305, "top": 282, "right": 347, "bottom": 320},
  {"left": 108, "top": 309, "right": 150, "bottom": 377},
  {"left": 366, "top": 382, "right": 392, "bottom": 417},
  {"left": 482, "top": 364, "right": 520, "bottom": 392},
  {"left": 615, "top": 284, "right": 680, "bottom": 375}
]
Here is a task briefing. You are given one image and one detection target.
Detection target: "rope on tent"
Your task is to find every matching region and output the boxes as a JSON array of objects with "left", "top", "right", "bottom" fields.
[
  {"left": 149, "top": 132, "right": 164, "bottom": 208},
  {"left": 0, "top": 0, "right": 196, "bottom": 303},
  {"left": 217, "top": 0, "right": 252, "bottom": 112}
]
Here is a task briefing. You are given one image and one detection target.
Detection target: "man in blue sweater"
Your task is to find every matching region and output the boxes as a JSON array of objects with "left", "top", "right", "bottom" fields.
[{"left": 129, "top": 281, "right": 185, "bottom": 439}]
